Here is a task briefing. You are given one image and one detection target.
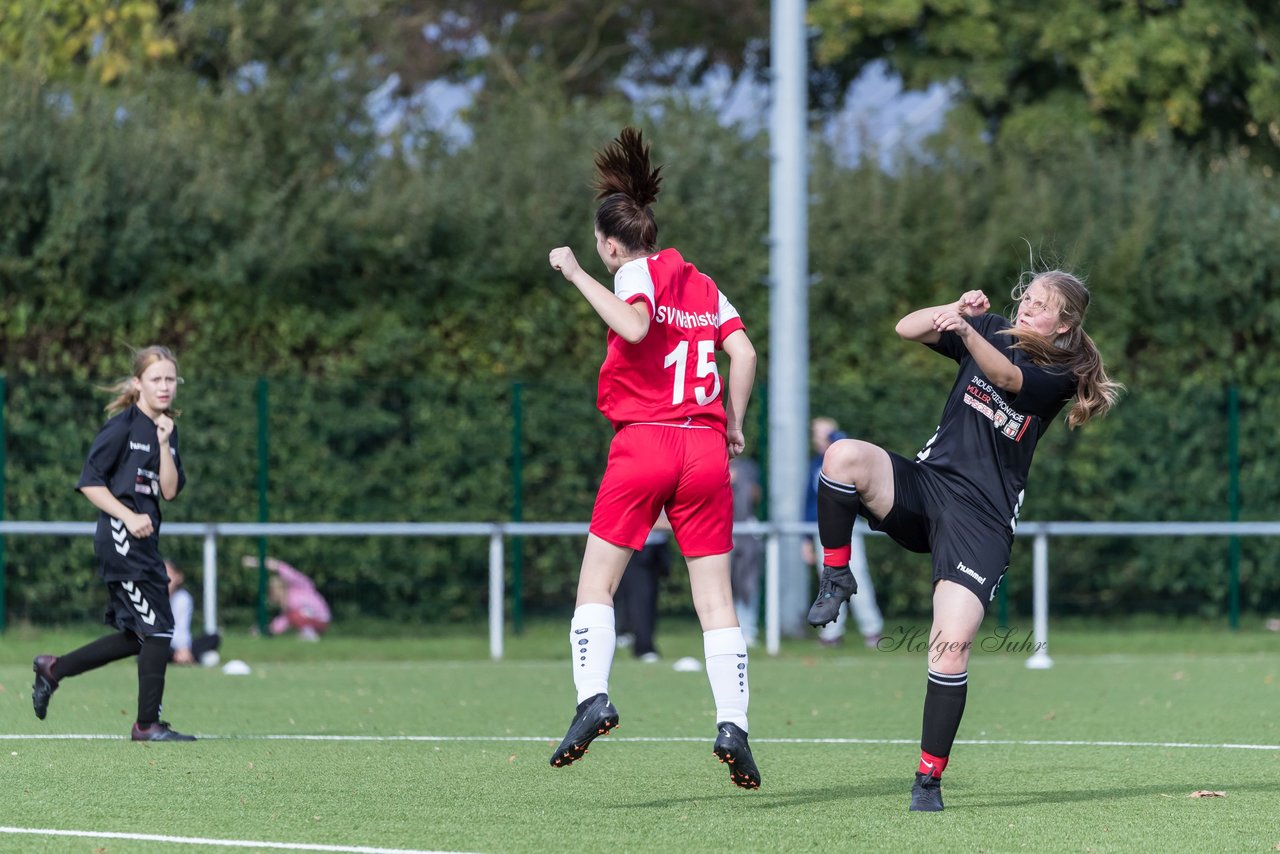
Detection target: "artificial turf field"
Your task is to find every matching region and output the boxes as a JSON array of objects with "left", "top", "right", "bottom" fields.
[{"left": 1, "top": 620, "right": 1276, "bottom": 853}]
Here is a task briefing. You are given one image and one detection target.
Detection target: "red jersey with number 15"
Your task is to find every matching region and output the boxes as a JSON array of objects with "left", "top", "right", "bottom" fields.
[{"left": 596, "top": 248, "right": 745, "bottom": 432}]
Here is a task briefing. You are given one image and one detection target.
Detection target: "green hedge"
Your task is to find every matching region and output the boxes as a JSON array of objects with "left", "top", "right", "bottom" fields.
[
  {"left": 1, "top": 375, "right": 1271, "bottom": 626},
  {"left": 1, "top": 68, "right": 1277, "bottom": 627}
]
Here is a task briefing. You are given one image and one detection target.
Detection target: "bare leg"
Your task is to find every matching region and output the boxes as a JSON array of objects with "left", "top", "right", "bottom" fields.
[
  {"left": 821, "top": 439, "right": 896, "bottom": 521},
  {"left": 575, "top": 533, "right": 634, "bottom": 607},
  {"left": 686, "top": 553, "right": 738, "bottom": 632},
  {"left": 927, "top": 581, "right": 985, "bottom": 675}
]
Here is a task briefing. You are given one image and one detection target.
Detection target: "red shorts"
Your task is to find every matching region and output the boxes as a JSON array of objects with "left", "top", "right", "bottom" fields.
[{"left": 590, "top": 424, "right": 733, "bottom": 557}]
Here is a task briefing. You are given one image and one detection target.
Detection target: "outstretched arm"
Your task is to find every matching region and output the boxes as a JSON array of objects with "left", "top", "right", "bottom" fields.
[
  {"left": 242, "top": 555, "right": 313, "bottom": 589},
  {"left": 895, "top": 290, "right": 991, "bottom": 344},
  {"left": 549, "top": 247, "right": 651, "bottom": 344},
  {"left": 721, "top": 329, "right": 757, "bottom": 458}
]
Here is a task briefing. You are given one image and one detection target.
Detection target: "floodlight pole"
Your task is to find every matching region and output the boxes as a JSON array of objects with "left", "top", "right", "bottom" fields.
[{"left": 768, "top": 0, "right": 810, "bottom": 639}]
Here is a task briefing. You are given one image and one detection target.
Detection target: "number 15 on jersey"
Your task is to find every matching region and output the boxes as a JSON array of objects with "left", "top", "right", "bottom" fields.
[{"left": 664, "top": 340, "right": 721, "bottom": 405}]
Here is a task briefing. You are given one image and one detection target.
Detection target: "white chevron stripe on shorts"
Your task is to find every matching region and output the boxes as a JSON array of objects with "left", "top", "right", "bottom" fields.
[{"left": 120, "top": 581, "right": 157, "bottom": 626}]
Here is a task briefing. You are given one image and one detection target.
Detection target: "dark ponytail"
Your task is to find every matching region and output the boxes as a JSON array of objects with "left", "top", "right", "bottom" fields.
[{"left": 593, "top": 127, "right": 663, "bottom": 254}]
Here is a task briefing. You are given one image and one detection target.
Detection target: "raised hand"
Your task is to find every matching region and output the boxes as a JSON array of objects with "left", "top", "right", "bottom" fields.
[
  {"left": 956, "top": 290, "right": 990, "bottom": 317},
  {"left": 931, "top": 305, "right": 971, "bottom": 337},
  {"left": 155, "top": 414, "right": 174, "bottom": 444},
  {"left": 548, "top": 246, "right": 582, "bottom": 281}
]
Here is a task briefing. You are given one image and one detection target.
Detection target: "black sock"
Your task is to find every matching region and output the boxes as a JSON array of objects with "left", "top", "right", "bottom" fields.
[
  {"left": 921, "top": 669, "right": 968, "bottom": 771},
  {"left": 53, "top": 632, "right": 142, "bottom": 680},
  {"left": 191, "top": 633, "right": 222, "bottom": 660},
  {"left": 817, "top": 473, "right": 862, "bottom": 566},
  {"left": 136, "top": 636, "right": 170, "bottom": 725}
]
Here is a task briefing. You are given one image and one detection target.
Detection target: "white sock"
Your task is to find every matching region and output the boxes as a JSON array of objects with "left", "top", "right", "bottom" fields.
[
  {"left": 570, "top": 603, "right": 616, "bottom": 704},
  {"left": 704, "top": 626, "right": 749, "bottom": 731}
]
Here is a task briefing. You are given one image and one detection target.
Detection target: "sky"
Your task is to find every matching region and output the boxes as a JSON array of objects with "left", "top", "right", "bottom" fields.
[{"left": 367, "top": 57, "right": 953, "bottom": 170}]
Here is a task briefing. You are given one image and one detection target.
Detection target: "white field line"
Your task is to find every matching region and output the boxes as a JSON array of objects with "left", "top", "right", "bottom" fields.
[
  {"left": 1, "top": 733, "right": 1277, "bottom": 750},
  {"left": 0, "top": 826, "right": 473, "bottom": 854}
]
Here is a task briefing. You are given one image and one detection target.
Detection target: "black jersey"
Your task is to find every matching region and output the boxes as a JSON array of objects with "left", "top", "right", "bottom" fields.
[
  {"left": 917, "top": 314, "right": 1076, "bottom": 532},
  {"left": 75, "top": 405, "right": 186, "bottom": 581}
]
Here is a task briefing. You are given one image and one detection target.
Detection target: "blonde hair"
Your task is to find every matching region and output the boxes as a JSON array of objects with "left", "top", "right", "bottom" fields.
[
  {"left": 1003, "top": 270, "right": 1123, "bottom": 428},
  {"left": 104, "top": 345, "right": 182, "bottom": 417}
]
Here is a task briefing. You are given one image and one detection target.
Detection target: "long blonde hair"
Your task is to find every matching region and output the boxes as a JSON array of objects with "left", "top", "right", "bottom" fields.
[
  {"left": 1002, "top": 270, "right": 1122, "bottom": 428},
  {"left": 103, "top": 345, "right": 181, "bottom": 417}
]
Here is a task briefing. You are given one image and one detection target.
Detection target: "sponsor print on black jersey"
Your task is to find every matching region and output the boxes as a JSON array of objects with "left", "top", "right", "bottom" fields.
[
  {"left": 962, "top": 375, "right": 1031, "bottom": 442},
  {"left": 135, "top": 467, "right": 160, "bottom": 496}
]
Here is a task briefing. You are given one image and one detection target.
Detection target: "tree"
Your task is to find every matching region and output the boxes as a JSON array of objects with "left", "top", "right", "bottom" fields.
[
  {"left": 0, "top": 0, "right": 175, "bottom": 83},
  {"left": 374, "top": 1, "right": 769, "bottom": 100},
  {"left": 808, "top": 0, "right": 1280, "bottom": 158}
]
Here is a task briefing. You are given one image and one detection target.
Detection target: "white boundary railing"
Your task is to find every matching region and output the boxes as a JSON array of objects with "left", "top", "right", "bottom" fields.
[{"left": 2, "top": 519, "right": 1277, "bottom": 665}]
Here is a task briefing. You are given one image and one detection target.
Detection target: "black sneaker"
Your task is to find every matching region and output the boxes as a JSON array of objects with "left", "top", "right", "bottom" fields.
[
  {"left": 549, "top": 693, "right": 618, "bottom": 767},
  {"left": 131, "top": 721, "right": 197, "bottom": 742},
  {"left": 712, "top": 722, "right": 761, "bottom": 790},
  {"left": 807, "top": 565, "right": 857, "bottom": 627},
  {"left": 32, "top": 655, "right": 59, "bottom": 721},
  {"left": 909, "top": 771, "right": 944, "bottom": 811}
]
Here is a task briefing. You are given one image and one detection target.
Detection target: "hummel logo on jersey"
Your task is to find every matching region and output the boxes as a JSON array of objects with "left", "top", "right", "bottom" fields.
[
  {"left": 110, "top": 518, "right": 131, "bottom": 557},
  {"left": 573, "top": 628, "right": 589, "bottom": 635},
  {"left": 129, "top": 441, "right": 151, "bottom": 452},
  {"left": 121, "top": 580, "right": 156, "bottom": 625},
  {"left": 956, "top": 561, "right": 986, "bottom": 585}
]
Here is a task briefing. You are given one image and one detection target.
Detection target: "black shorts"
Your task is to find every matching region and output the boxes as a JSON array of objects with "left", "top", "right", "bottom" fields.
[
  {"left": 862, "top": 452, "right": 1012, "bottom": 606},
  {"left": 104, "top": 578, "right": 175, "bottom": 639}
]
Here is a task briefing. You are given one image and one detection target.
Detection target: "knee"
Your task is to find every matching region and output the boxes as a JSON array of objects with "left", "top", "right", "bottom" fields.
[
  {"left": 929, "top": 644, "right": 971, "bottom": 673},
  {"left": 823, "top": 439, "right": 862, "bottom": 482}
]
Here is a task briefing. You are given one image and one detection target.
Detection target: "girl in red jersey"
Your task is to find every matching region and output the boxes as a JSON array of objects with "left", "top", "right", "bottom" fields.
[{"left": 547, "top": 127, "right": 760, "bottom": 789}]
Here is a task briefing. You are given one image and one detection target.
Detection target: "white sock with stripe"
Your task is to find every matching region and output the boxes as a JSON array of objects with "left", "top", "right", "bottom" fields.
[
  {"left": 570, "top": 603, "right": 616, "bottom": 704},
  {"left": 704, "top": 626, "right": 749, "bottom": 731}
]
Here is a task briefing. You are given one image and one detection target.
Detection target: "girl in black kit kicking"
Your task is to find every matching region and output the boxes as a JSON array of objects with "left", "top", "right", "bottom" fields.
[
  {"left": 32, "top": 346, "right": 195, "bottom": 741},
  {"left": 808, "top": 271, "right": 1121, "bottom": 810}
]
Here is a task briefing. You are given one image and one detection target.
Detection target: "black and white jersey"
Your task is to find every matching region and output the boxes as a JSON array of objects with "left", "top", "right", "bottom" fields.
[
  {"left": 75, "top": 405, "right": 186, "bottom": 581},
  {"left": 918, "top": 314, "right": 1076, "bottom": 532}
]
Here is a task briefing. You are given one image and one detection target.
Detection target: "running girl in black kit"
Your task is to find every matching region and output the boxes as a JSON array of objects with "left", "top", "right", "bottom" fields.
[
  {"left": 31, "top": 346, "right": 195, "bottom": 741},
  {"left": 807, "top": 271, "right": 1121, "bottom": 810}
]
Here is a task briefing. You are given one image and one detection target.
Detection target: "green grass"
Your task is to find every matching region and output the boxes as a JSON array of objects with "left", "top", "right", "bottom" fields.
[{"left": 1, "top": 620, "right": 1277, "bottom": 853}]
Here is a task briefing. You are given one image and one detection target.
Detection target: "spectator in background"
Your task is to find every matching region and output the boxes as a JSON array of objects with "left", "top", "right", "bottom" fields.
[
  {"left": 729, "top": 456, "right": 764, "bottom": 647},
  {"left": 804, "top": 416, "right": 884, "bottom": 648},
  {"left": 243, "top": 555, "right": 331, "bottom": 640},
  {"left": 614, "top": 512, "right": 672, "bottom": 663},
  {"left": 165, "top": 559, "right": 222, "bottom": 666}
]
